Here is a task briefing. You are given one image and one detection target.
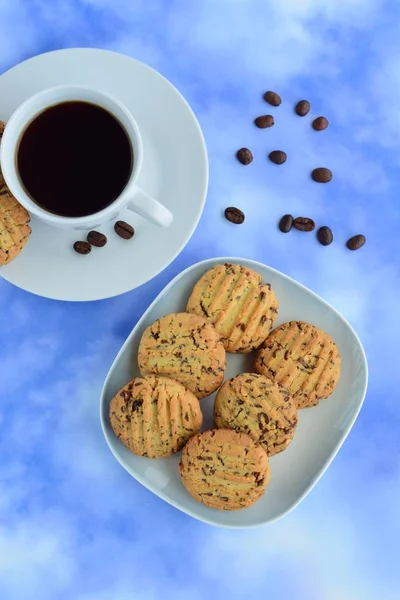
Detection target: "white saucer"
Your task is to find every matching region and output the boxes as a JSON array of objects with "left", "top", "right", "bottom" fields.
[
  {"left": 0, "top": 49, "right": 208, "bottom": 301},
  {"left": 100, "top": 258, "right": 368, "bottom": 528}
]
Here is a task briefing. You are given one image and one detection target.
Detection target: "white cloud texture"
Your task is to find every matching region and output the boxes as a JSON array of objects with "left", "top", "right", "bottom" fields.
[{"left": 1, "top": 0, "right": 400, "bottom": 599}]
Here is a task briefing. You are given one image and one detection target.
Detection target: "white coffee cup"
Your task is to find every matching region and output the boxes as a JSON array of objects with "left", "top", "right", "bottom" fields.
[{"left": 0, "top": 85, "right": 173, "bottom": 230}]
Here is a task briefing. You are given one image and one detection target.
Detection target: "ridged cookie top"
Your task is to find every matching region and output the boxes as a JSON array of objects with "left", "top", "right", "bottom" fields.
[
  {"left": 179, "top": 428, "right": 270, "bottom": 511},
  {"left": 0, "top": 121, "right": 32, "bottom": 266},
  {"left": 186, "top": 263, "right": 278, "bottom": 353},
  {"left": 214, "top": 373, "right": 297, "bottom": 456},
  {"left": 254, "top": 321, "right": 341, "bottom": 409},
  {"left": 138, "top": 313, "right": 226, "bottom": 399},
  {"left": 109, "top": 375, "right": 203, "bottom": 458}
]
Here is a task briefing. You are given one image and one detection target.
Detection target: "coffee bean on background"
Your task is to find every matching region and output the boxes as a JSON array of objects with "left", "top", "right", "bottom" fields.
[
  {"left": 263, "top": 91, "right": 281, "bottom": 106},
  {"left": 312, "top": 167, "right": 332, "bottom": 183},
  {"left": 295, "top": 100, "right": 311, "bottom": 116},
  {"left": 312, "top": 116, "right": 329, "bottom": 131},
  {"left": 224, "top": 206, "right": 245, "bottom": 225},
  {"left": 236, "top": 147, "right": 253, "bottom": 165},
  {"left": 73, "top": 241, "right": 92, "bottom": 255},
  {"left": 269, "top": 150, "right": 287, "bottom": 165},
  {"left": 279, "top": 214, "right": 294, "bottom": 233},
  {"left": 293, "top": 217, "right": 315, "bottom": 232},
  {"left": 114, "top": 221, "right": 135, "bottom": 239},
  {"left": 87, "top": 230, "right": 107, "bottom": 247},
  {"left": 254, "top": 115, "right": 274, "bottom": 128},
  {"left": 317, "top": 226, "right": 333, "bottom": 246},
  {"left": 346, "top": 234, "right": 366, "bottom": 251}
]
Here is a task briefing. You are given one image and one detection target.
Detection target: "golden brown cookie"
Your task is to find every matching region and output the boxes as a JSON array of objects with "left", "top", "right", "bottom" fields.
[
  {"left": 186, "top": 263, "right": 278, "bottom": 353},
  {"left": 254, "top": 321, "right": 341, "bottom": 409},
  {"left": 109, "top": 375, "right": 203, "bottom": 458},
  {"left": 138, "top": 312, "right": 226, "bottom": 399},
  {"left": 214, "top": 373, "right": 297, "bottom": 456},
  {"left": 179, "top": 428, "right": 270, "bottom": 510},
  {"left": 0, "top": 121, "right": 32, "bottom": 266}
]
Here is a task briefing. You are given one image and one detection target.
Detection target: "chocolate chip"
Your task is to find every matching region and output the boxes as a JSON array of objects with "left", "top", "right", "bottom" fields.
[
  {"left": 312, "top": 168, "right": 332, "bottom": 183},
  {"left": 254, "top": 115, "right": 274, "bottom": 128},
  {"left": 236, "top": 148, "right": 253, "bottom": 165},
  {"left": 87, "top": 230, "right": 107, "bottom": 247},
  {"left": 312, "top": 116, "right": 329, "bottom": 131},
  {"left": 114, "top": 221, "right": 135, "bottom": 239},
  {"left": 73, "top": 241, "right": 91, "bottom": 255},
  {"left": 298, "top": 358, "right": 310, "bottom": 369},
  {"left": 224, "top": 206, "right": 245, "bottom": 224},
  {"left": 346, "top": 234, "right": 366, "bottom": 251},
  {"left": 263, "top": 91, "right": 281, "bottom": 106},
  {"left": 295, "top": 100, "right": 310, "bottom": 116},
  {"left": 132, "top": 400, "right": 143, "bottom": 412},
  {"left": 279, "top": 214, "right": 293, "bottom": 233},
  {"left": 317, "top": 226, "right": 333, "bottom": 246},
  {"left": 293, "top": 217, "right": 315, "bottom": 232},
  {"left": 269, "top": 150, "right": 287, "bottom": 165}
]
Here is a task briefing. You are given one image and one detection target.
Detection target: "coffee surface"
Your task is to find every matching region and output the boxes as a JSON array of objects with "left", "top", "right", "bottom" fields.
[{"left": 17, "top": 101, "right": 133, "bottom": 218}]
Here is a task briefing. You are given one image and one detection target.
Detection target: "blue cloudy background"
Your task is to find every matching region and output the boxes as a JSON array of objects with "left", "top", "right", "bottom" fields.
[{"left": 1, "top": 0, "right": 400, "bottom": 598}]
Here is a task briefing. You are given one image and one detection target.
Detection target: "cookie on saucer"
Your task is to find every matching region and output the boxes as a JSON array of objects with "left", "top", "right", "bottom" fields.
[
  {"left": 0, "top": 121, "right": 31, "bottom": 266},
  {"left": 109, "top": 375, "right": 203, "bottom": 458},
  {"left": 214, "top": 373, "right": 297, "bottom": 456},
  {"left": 254, "top": 321, "right": 341, "bottom": 409},
  {"left": 138, "top": 312, "right": 226, "bottom": 399},
  {"left": 186, "top": 263, "right": 278, "bottom": 353},
  {"left": 179, "top": 428, "right": 270, "bottom": 510}
]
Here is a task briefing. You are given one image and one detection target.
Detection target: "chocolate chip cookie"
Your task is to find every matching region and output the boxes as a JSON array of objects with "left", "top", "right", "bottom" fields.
[
  {"left": 138, "top": 312, "right": 226, "bottom": 398},
  {"left": 179, "top": 429, "right": 270, "bottom": 510},
  {"left": 254, "top": 321, "right": 341, "bottom": 408},
  {"left": 109, "top": 375, "right": 203, "bottom": 458},
  {"left": 0, "top": 121, "right": 31, "bottom": 266},
  {"left": 214, "top": 373, "right": 297, "bottom": 456},
  {"left": 187, "top": 263, "right": 278, "bottom": 353}
]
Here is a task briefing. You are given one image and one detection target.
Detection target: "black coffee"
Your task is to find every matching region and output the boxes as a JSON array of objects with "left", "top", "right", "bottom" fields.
[{"left": 17, "top": 101, "right": 133, "bottom": 218}]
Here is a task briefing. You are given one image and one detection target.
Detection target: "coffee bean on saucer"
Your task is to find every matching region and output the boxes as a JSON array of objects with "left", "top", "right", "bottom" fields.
[
  {"left": 224, "top": 207, "right": 245, "bottom": 224},
  {"left": 263, "top": 91, "right": 281, "bottom": 106},
  {"left": 87, "top": 230, "right": 107, "bottom": 247},
  {"left": 114, "top": 221, "right": 135, "bottom": 239},
  {"left": 295, "top": 100, "right": 310, "bottom": 116},
  {"left": 73, "top": 241, "right": 92, "bottom": 255},
  {"left": 346, "top": 234, "right": 366, "bottom": 251},
  {"left": 279, "top": 214, "right": 294, "bottom": 233},
  {"left": 269, "top": 150, "right": 287, "bottom": 165},
  {"left": 312, "top": 116, "right": 329, "bottom": 131},
  {"left": 254, "top": 115, "right": 274, "bottom": 128},
  {"left": 317, "top": 226, "right": 333, "bottom": 246},
  {"left": 293, "top": 217, "right": 315, "bottom": 232},
  {"left": 237, "top": 148, "right": 253, "bottom": 165},
  {"left": 312, "top": 167, "right": 332, "bottom": 183}
]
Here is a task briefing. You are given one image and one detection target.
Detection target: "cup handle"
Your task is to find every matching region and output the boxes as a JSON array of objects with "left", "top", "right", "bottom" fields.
[{"left": 126, "top": 187, "right": 173, "bottom": 228}]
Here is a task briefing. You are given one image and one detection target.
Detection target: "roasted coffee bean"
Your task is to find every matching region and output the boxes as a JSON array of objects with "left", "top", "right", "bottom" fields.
[
  {"left": 293, "top": 217, "right": 315, "bottom": 232},
  {"left": 236, "top": 147, "right": 253, "bottom": 165},
  {"left": 295, "top": 100, "right": 310, "bottom": 116},
  {"left": 263, "top": 91, "right": 281, "bottom": 106},
  {"left": 317, "top": 226, "right": 333, "bottom": 246},
  {"left": 87, "top": 230, "right": 107, "bottom": 247},
  {"left": 279, "top": 214, "right": 294, "bottom": 233},
  {"left": 346, "top": 234, "right": 366, "bottom": 251},
  {"left": 224, "top": 206, "right": 245, "bottom": 225},
  {"left": 114, "top": 220, "right": 135, "bottom": 239},
  {"left": 269, "top": 150, "right": 287, "bottom": 165},
  {"left": 73, "top": 241, "right": 91, "bottom": 255},
  {"left": 254, "top": 115, "right": 274, "bottom": 128},
  {"left": 312, "top": 167, "right": 332, "bottom": 183},
  {"left": 312, "top": 116, "right": 329, "bottom": 131}
]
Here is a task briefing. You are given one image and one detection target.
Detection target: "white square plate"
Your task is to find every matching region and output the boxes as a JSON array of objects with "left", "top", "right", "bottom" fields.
[{"left": 100, "top": 258, "right": 368, "bottom": 528}]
